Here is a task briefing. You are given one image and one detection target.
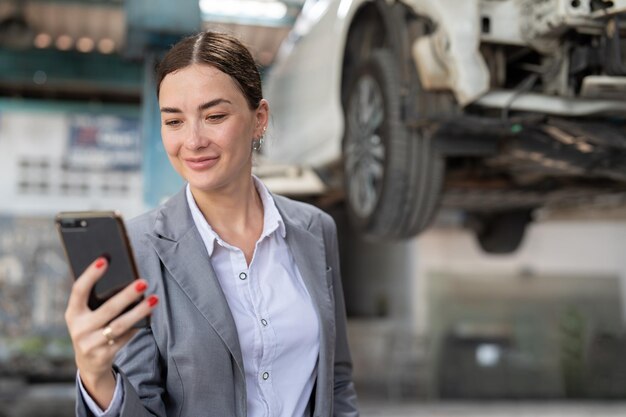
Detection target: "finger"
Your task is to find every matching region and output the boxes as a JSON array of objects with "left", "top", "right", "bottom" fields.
[
  {"left": 108, "top": 328, "right": 139, "bottom": 350},
  {"left": 66, "top": 257, "right": 108, "bottom": 315},
  {"left": 76, "top": 326, "right": 139, "bottom": 363},
  {"left": 93, "top": 326, "right": 139, "bottom": 351},
  {"left": 100, "top": 295, "right": 158, "bottom": 344},
  {"left": 89, "top": 279, "right": 150, "bottom": 330}
]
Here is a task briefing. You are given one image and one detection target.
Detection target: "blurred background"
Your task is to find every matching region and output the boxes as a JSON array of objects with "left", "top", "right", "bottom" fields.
[{"left": 0, "top": 0, "right": 626, "bottom": 416}]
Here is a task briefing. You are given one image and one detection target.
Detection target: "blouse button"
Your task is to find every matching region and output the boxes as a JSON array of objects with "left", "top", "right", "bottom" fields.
[
  {"left": 239, "top": 272, "right": 247, "bottom": 280},
  {"left": 262, "top": 372, "right": 269, "bottom": 380},
  {"left": 261, "top": 319, "right": 268, "bottom": 327}
]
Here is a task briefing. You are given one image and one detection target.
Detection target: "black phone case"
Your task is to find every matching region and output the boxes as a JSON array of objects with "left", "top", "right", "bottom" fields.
[{"left": 56, "top": 211, "right": 149, "bottom": 328}]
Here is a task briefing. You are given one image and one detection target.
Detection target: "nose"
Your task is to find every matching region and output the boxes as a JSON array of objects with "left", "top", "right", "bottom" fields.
[{"left": 184, "top": 123, "right": 209, "bottom": 150}]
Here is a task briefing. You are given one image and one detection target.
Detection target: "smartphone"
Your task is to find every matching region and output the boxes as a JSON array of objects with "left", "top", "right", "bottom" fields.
[{"left": 55, "top": 211, "right": 149, "bottom": 328}]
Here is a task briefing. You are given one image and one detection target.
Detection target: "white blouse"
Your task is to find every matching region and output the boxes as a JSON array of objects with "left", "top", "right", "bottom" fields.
[{"left": 186, "top": 178, "right": 320, "bottom": 417}]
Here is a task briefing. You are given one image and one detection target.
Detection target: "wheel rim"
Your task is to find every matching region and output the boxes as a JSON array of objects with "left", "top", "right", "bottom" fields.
[{"left": 345, "top": 74, "right": 385, "bottom": 219}]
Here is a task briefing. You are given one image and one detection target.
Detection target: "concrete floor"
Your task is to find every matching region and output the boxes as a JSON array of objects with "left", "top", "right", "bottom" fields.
[
  {"left": 5, "top": 384, "right": 626, "bottom": 417},
  {"left": 360, "top": 401, "right": 626, "bottom": 417}
]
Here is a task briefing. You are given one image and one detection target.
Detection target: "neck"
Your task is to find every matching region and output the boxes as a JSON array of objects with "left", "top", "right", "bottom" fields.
[{"left": 190, "top": 175, "right": 263, "bottom": 236}]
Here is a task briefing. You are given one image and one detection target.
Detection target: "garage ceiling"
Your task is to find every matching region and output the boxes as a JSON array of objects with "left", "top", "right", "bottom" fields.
[{"left": 0, "top": 0, "right": 302, "bottom": 64}]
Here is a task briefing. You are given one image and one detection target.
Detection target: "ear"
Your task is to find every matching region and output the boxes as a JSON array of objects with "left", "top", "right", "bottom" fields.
[{"left": 254, "top": 99, "right": 270, "bottom": 138}]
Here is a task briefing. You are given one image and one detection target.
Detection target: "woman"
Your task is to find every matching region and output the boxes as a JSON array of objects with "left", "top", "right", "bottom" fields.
[{"left": 64, "top": 31, "right": 359, "bottom": 417}]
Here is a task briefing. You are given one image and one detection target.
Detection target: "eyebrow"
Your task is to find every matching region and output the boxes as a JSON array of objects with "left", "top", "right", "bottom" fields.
[{"left": 160, "top": 98, "right": 232, "bottom": 114}]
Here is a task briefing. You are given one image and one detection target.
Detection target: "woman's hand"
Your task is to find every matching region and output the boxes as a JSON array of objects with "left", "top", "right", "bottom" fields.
[{"left": 64, "top": 257, "right": 159, "bottom": 409}]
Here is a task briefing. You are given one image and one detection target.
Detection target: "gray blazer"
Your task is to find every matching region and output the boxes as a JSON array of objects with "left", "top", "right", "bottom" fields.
[{"left": 76, "top": 187, "right": 359, "bottom": 417}]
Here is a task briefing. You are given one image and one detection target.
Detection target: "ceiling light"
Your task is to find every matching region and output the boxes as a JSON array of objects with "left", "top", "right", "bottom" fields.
[
  {"left": 200, "top": 0, "right": 288, "bottom": 20},
  {"left": 55, "top": 34, "right": 73, "bottom": 51},
  {"left": 34, "top": 33, "right": 52, "bottom": 49},
  {"left": 98, "top": 38, "right": 115, "bottom": 54},
  {"left": 77, "top": 37, "right": 95, "bottom": 53}
]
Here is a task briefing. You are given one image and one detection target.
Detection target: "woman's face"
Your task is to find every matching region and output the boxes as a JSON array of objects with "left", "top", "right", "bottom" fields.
[{"left": 159, "top": 64, "right": 268, "bottom": 194}]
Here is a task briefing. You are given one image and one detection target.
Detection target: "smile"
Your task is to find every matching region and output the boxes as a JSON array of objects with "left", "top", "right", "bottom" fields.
[{"left": 184, "top": 156, "right": 219, "bottom": 171}]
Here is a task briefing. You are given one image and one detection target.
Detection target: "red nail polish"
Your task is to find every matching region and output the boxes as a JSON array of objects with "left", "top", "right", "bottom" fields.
[
  {"left": 135, "top": 281, "right": 147, "bottom": 292},
  {"left": 95, "top": 258, "right": 106, "bottom": 269},
  {"left": 147, "top": 295, "right": 159, "bottom": 307}
]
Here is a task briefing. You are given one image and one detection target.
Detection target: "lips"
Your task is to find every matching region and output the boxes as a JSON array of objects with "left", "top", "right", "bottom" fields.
[{"left": 183, "top": 155, "right": 219, "bottom": 170}]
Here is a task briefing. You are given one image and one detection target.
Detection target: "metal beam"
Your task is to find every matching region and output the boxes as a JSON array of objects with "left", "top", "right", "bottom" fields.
[
  {"left": 4, "top": 0, "right": 123, "bottom": 7},
  {"left": 0, "top": 48, "right": 142, "bottom": 93}
]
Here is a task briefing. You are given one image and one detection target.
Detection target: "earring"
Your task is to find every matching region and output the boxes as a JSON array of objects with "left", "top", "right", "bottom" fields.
[
  {"left": 252, "top": 137, "right": 264, "bottom": 151},
  {"left": 252, "top": 126, "right": 267, "bottom": 151}
]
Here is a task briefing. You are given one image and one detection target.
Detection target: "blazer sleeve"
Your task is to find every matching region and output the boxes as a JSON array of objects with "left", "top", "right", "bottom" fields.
[
  {"left": 75, "top": 327, "right": 166, "bottom": 417},
  {"left": 116, "top": 326, "right": 167, "bottom": 416},
  {"left": 75, "top": 213, "right": 168, "bottom": 417},
  {"left": 321, "top": 213, "right": 360, "bottom": 417}
]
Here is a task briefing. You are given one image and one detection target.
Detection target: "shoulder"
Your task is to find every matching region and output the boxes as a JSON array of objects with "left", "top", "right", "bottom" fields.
[
  {"left": 123, "top": 208, "right": 163, "bottom": 284},
  {"left": 126, "top": 208, "right": 159, "bottom": 240},
  {"left": 123, "top": 207, "right": 165, "bottom": 266},
  {"left": 272, "top": 194, "right": 338, "bottom": 246},
  {"left": 272, "top": 193, "right": 319, "bottom": 216},
  {"left": 273, "top": 194, "right": 335, "bottom": 227}
]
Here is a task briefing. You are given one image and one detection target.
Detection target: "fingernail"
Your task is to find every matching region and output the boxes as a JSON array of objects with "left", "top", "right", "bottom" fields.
[
  {"left": 135, "top": 281, "right": 147, "bottom": 293},
  {"left": 147, "top": 295, "right": 159, "bottom": 307},
  {"left": 95, "top": 258, "right": 106, "bottom": 269}
]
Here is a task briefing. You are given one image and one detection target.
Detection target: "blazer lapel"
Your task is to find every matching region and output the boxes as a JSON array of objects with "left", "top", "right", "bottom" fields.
[
  {"left": 146, "top": 188, "right": 244, "bottom": 377},
  {"left": 285, "top": 220, "right": 333, "bottom": 317},
  {"left": 275, "top": 196, "right": 335, "bottom": 414}
]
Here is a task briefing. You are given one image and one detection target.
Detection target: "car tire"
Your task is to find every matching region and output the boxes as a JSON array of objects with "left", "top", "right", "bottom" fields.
[{"left": 342, "top": 48, "right": 444, "bottom": 239}]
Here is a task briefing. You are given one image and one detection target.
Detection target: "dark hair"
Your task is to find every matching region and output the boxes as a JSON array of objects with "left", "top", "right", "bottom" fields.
[{"left": 155, "top": 31, "right": 262, "bottom": 110}]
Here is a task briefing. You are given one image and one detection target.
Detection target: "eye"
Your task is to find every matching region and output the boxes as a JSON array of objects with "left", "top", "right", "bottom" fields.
[
  {"left": 164, "top": 119, "right": 182, "bottom": 127},
  {"left": 206, "top": 114, "right": 226, "bottom": 122}
]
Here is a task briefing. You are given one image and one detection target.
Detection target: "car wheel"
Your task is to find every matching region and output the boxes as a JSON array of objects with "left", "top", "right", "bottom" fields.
[
  {"left": 343, "top": 48, "right": 444, "bottom": 239},
  {"left": 470, "top": 209, "right": 532, "bottom": 254}
]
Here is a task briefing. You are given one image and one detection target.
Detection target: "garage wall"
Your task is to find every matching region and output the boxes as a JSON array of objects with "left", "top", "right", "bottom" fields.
[{"left": 414, "top": 219, "right": 626, "bottom": 335}]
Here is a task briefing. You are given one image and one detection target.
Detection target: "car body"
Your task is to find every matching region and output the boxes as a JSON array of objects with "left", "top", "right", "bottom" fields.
[{"left": 264, "top": 0, "right": 626, "bottom": 252}]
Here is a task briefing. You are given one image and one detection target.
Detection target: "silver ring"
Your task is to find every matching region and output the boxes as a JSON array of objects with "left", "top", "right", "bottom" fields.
[{"left": 102, "top": 326, "right": 115, "bottom": 346}]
